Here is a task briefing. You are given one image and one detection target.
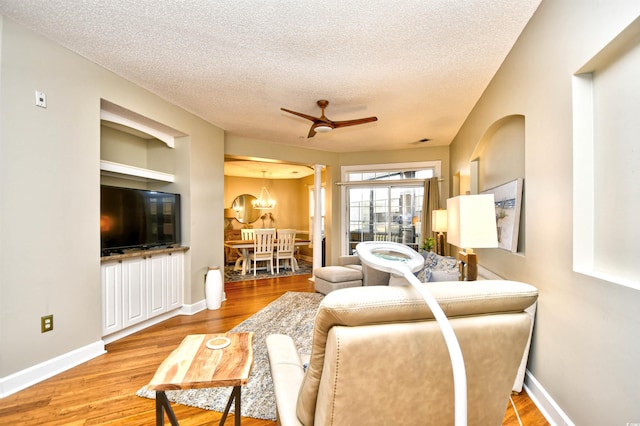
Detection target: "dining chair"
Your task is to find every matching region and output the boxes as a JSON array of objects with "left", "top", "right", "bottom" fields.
[
  {"left": 236, "top": 228, "right": 256, "bottom": 274},
  {"left": 249, "top": 228, "right": 275, "bottom": 276},
  {"left": 275, "top": 229, "right": 296, "bottom": 274},
  {"left": 240, "top": 228, "right": 255, "bottom": 240}
]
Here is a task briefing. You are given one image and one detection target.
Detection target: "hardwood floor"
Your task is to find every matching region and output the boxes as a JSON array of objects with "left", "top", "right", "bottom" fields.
[{"left": 0, "top": 274, "right": 548, "bottom": 425}]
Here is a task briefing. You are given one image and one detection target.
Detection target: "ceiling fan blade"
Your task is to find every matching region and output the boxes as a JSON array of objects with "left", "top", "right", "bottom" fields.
[
  {"left": 280, "top": 107, "right": 320, "bottom": 122},
  {"left": 332, "top": 116, "right": 378, "bottom": 128},
  {"left": 283, "top": 101, "right": 376, "bottom": 138},
  {"left": 409, "top": 138, "right": 432, "bottom": 145}
]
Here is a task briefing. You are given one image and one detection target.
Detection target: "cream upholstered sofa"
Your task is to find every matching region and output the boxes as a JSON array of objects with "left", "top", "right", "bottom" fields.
[{"left": 267, "top": 281, "right": 538, "bottom": 426}]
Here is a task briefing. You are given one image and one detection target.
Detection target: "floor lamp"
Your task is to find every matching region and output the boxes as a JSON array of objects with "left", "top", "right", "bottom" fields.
[
  {"left": 356, "top": 241, "right": 467, "bottom": 426},
  {"left": 446, "top": 194, "right": 498, "bottom": 281},
  {"left": 432, "top": 209, "right": 448, "bottom": 256}
]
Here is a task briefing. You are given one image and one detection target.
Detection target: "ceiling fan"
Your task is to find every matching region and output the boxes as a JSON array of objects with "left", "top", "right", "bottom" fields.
[{"left": 281, "top": 100, "right": 378, "bottom": 138}]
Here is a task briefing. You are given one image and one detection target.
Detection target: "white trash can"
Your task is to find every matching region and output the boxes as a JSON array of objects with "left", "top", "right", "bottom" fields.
[{"left": 205, "top": 266, "right": 223, "bottom": 310}]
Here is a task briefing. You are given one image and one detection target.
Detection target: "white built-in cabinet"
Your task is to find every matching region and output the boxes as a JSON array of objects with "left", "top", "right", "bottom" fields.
[
  {"left": 167, "top": 250, "right": 184, "bottom": 310},
  {"left": 101, "top": 260, "right": 123, "bottom": 335},
  {"left": 101, "top": 250, "right": 184, "bottom": 336},
  {"left": 122, "top": 256, "right": 147, "bottom": 328}
]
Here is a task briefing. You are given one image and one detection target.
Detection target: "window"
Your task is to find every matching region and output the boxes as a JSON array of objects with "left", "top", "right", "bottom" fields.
[{"left": 341, "top": 161, "right": 440, "bottom": 254}]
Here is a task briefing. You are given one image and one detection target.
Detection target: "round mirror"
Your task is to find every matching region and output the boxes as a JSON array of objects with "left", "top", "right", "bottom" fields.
[{"left": 231, "top": 194, "right": 261, "bottom": 224}]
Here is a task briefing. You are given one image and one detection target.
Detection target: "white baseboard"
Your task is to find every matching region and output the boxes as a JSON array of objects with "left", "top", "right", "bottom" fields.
[
  {"left": 0, "top": 340, "right": 105, "bottom": 399},
  {"left": 103, "top": 302, "right": 208, "bottom": 344},
  {"left": 183, "top": 298, "right": 207, "bottom": 315},
  {"left": 0, "top": 300, "right": 216, "bottom": 399},
  {"left": 102, "top": 309, "right": 181, "bottom": 344},
  {"left": 524, "top": 370, "right": 575, "bottom": 426}
]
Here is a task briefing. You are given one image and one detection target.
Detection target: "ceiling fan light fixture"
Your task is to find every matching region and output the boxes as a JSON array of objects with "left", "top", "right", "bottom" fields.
[{"left": 314, "top": 124, "right": 332, "bottom": 133}]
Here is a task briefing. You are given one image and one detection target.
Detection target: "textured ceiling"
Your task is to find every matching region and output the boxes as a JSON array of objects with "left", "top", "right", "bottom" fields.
[{"left": 0, "top": 0, "right": 540, "bottom": 156}]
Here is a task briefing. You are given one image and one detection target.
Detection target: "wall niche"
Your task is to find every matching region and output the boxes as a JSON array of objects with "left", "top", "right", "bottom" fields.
[
  {"left": 573, "top": 17, "right": 640, "bottom": 290},
  {"left": 465, "top": 114, "right": 526, "bottom": 254}
]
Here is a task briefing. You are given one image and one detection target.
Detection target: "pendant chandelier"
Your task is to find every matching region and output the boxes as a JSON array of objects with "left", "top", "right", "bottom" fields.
[{"left": 253, "top": 171, "right": 276, "bottom": 210}]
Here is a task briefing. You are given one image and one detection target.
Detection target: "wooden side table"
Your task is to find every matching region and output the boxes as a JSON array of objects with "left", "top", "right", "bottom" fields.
[{"left": 146, "top": 332, "right": 254, "bottom": 426}]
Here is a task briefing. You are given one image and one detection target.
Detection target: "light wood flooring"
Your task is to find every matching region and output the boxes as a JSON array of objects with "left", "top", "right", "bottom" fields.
[{"left": 0, "top": 274, "right": 549, "bottom": 425}]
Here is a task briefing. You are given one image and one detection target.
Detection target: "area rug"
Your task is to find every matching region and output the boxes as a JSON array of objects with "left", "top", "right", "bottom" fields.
[
  {"left": 137, "top": 291, "right": 324, "bottom": 420},
  {"left": 224, "top": 259, "right": 313, "bottom": 283}
]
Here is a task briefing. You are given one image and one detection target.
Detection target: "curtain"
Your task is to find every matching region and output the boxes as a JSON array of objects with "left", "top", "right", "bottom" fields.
[{"left": 420, "top": 177, "right": 440, "bottom": 245}]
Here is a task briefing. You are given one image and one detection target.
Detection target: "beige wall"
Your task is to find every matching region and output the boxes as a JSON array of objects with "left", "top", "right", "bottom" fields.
[
  {"left": 448, "top": 1, "right": 640, "bottom": 424},
  {"left": 0, "top": 17, "right": 224, "bottom": 379},
  {"left": 224, "top": 175, "right": 308, "bottom": 231}
]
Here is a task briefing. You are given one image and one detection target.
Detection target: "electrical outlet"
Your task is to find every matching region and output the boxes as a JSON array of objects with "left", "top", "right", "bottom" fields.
[
  {"left": 35, "top": 90, "right": 47, "bottom": 108},
  {"left": 41, "top": 315, "right": 53, "bottom": 333}
]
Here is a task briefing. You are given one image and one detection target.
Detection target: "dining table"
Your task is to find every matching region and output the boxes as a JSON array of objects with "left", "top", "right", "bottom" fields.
[{"left": 224, "top": 238, "right": 311, "bottom": 275}]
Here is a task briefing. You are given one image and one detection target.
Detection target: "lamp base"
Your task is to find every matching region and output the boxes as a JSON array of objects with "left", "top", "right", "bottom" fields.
[
  {"left": 458, "top": 249, "right": 478, "bottom": 281},
  {"left": 436, "top": 233, "right": 446, "bottom": 256}
]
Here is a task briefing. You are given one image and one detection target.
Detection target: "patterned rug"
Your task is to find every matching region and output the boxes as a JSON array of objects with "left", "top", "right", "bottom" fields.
[
  {"left": 137, "top": 291, "right": 324, "bottom": 420},
  {"left": 224, "top": 259, "right": 313, "bottom": 282}
]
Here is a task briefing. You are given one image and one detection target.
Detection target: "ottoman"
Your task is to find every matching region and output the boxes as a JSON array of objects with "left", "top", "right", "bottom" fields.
[{"left": 314, "top": 266, "right": 363, "bottom": 295}]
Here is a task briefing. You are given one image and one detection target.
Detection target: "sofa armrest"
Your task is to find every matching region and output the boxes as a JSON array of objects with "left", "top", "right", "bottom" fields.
[
  {"left": 339, "top": 255, "right": 361, "bottom": 266},
  {"left": 362, "top": 263, "right": 391, "bottom": 286},
  {"left": 266, "top": 334, "right": 305, "bottom": 426}
]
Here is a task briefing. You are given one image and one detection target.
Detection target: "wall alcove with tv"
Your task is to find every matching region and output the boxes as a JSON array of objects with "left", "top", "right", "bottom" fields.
[
  {"left": 99, "top": 100, "right": 189, "bottom": 256},
  {"left": 99, "top": 100, "right": 190, "bottom": 340}
]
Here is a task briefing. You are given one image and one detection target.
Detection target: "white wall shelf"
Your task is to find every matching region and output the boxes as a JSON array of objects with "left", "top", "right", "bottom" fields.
[
  {"left": 100, "top": 100, "right": 186, "bottom": 148},
  {"left": 100, "top": 160, "right": 175, "bottom": 183}
]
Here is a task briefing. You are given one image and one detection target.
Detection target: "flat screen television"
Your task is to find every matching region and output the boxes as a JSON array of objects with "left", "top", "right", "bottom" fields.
[{"left": 100, "top": 185, "right": 181, "bottom": 255}]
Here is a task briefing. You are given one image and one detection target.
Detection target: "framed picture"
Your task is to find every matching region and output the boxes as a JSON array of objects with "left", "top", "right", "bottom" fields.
[{"left": 481, "top": 178, "right": 524, "bottom": 253}]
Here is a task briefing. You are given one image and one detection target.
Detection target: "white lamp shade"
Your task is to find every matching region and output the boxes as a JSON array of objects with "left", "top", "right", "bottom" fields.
[
  {"left": 446, "top": 194, "right": 498, "bottom": 249},
  {"left": 432, "top": 209, "right": 448, "bottom": 233}
]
